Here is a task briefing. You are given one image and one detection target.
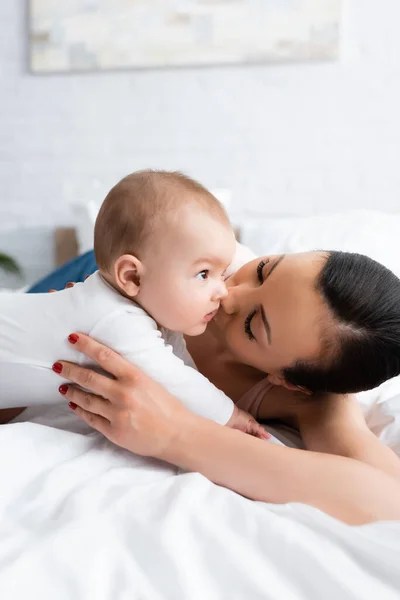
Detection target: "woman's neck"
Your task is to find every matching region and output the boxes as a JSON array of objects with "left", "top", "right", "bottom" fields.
[{"left": 185, "top": 326, "right": 265, "bottom": 403}]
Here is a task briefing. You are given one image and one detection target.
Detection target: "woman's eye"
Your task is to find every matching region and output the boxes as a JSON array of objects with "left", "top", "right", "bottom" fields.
[
  {"left": 244, "top": 309, "right": 256, "bottom": 341},
  {"left": 256, "top": 258, "right": 269, "bottom": 283},
  {"left": 196, "top": 270, "right": 209, "bottom": 281}
]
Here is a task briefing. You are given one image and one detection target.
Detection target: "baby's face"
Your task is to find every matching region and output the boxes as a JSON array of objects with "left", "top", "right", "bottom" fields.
[{"left": 137, "top": 206, "right": 236, "bottom": 335}]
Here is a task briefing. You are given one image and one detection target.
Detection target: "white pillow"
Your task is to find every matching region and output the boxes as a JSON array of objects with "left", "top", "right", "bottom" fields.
[
  {"left": 240, "top": 210, "right": 400, "bottom": 277},
  {"left": 72, "top": 199, "right": 103, "bottom": 254}
]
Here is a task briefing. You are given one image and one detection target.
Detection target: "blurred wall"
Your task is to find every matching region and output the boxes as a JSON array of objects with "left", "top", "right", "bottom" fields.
[{"left": 1, "top": 0, "right": 400, "bottom": 230}]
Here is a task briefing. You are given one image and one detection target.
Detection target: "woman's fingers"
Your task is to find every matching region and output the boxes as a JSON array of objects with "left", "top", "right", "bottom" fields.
[
  {"left": 60, "top": 384, "right": 112, "bottom": 420},
  {"left": 48, "top": 281, "right": 74, "bottom": 293},
  {"left": 65, "top": 333, "right": 144, "bottom": 382},
  {"left": 69, "top": 402, "right": 111, "bottom": 437},
  {"left": 55, "top": 360, "right": 119, "bottom": 401}
]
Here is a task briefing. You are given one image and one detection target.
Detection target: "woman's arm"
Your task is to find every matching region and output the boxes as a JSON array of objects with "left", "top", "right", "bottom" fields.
[
  {"left": 163, "top": 413, "right": 400, "bottom": 525},
  {"left": 54, "top": 333, "right": 400, "bottom": 525},
  {"left": 257, "top": 385, "right": 400, "bottom": 479},
  {"left": 296, "top": 394, "right": 400, "bottom": 480}
]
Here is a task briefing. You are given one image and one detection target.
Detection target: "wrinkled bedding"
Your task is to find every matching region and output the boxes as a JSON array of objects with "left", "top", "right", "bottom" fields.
[{"left": 1, "top": 377, "right": 400, "bottom": 599}]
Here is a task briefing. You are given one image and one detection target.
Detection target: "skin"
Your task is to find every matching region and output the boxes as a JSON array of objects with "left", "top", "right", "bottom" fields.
[
  {"left": 186, "top": 252, "right": 400, "bottom": 479},
  {"left": 191, "top": 252, "right": 330, "bottom": 392},
  {"left": 104, "top": 208, "right": 265, "bottom": 437},
  {"left": 108, "top": 204, "right": 237, "bottom": 336}
]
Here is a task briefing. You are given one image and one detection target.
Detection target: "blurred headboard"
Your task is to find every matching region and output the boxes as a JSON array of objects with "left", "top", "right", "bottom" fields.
[
  {"left": 55, "top": 227, "right": 79, "bottom": 266},
  {"left": 0, "top": 226, "right": 67, "bottom": 290},
  {"left": 54, "top": 225, "right": 241, "bottom": 268}
]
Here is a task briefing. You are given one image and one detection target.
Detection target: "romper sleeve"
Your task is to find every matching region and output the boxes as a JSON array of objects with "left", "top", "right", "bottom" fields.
[{"left": 89, "top": 307, "right": 234, "bottom": 425}]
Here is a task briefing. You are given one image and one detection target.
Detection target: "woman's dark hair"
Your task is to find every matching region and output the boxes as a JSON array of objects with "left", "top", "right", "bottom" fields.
[{"left": 283, "top": 251, "right": 400, "bottom": 394}]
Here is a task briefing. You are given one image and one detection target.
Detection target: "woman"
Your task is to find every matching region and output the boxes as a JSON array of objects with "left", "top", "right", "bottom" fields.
[{"left": 4, "top": 249, "right": 400, "bottom": 523}]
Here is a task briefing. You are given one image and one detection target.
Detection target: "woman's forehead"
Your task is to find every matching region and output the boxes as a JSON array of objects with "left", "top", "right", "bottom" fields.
[
  {"left": 273, "top": 250, "right": 325, "bottom": 266},
  {"left": 257, "top": 252, "right": 330, "bottom": 364},
  {"left": 260, "top": 251, "right": 326, "bottom": 285}
]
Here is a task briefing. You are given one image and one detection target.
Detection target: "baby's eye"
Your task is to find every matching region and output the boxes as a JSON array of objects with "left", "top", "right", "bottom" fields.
[{"left": 196, "top": 270, "right": 209, "bottom": 281}]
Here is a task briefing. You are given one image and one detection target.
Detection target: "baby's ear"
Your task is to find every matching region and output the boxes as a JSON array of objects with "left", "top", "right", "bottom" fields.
[{"left": 114, "top": 254, "right": 143, "bottom": 297}]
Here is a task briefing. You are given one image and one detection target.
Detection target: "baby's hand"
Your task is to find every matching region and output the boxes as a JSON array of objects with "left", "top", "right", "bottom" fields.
[{"left": 226, "top": 406, "right": 270, "bottom": 440}]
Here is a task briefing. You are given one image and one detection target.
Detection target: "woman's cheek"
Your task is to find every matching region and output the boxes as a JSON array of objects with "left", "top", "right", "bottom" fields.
[{"left": 226, "top": 323, "right": 244, "bottom": 357}]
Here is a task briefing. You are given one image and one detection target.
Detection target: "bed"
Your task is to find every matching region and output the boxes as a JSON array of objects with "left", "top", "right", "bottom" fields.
[
  {"left": 1, "top": 212, "right": 400, "bottom": 599},
  {"left": 1, "top": 385, "right": 400, "bottom": 599}
]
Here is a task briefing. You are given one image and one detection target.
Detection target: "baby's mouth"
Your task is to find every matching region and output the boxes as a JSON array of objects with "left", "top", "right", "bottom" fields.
[
  {"left": 203, "top": 308, "right": 218, "bottom": 323},
  {"left": 211, "top": 305, "right": 225, "bottom": 325}
]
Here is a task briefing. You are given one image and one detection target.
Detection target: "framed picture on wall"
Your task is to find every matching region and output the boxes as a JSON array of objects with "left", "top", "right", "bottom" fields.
[{"left": 29, "top": 0, "right": 342, "bottom": 73}]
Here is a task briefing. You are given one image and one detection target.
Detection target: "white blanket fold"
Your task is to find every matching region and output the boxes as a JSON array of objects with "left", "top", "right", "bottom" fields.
[{"left": 1, "top": 380, "right": 400, "bottom": 599}]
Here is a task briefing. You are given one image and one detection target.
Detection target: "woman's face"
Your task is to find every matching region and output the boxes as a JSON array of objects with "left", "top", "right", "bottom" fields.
[{"left": 213, "top": 252, "right": 332, "bottom": 385}]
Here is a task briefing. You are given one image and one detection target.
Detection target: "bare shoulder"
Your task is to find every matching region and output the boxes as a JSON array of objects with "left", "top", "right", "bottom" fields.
[
  {"left": 257, "top": 385, "right": 315, "bottom": 425},
  {"left": 256, "top": 386, "right": 359, "bottom": 427}
]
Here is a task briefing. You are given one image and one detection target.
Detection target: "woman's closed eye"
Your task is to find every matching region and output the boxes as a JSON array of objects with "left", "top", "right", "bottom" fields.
[
  {"left": 244, "top": 309, "right": 256, "bottom": 341},
  {"left": 257, "top": 258, "right": 269, "bottom": 284}
]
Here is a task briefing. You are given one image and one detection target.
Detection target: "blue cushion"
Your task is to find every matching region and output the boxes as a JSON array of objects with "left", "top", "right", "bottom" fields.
[{"left": 28, "top": 250, "right": 98, "bottom": 293}]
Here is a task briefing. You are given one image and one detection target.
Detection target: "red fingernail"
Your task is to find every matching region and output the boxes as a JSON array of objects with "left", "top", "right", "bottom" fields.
[
  {"left": 68, "top": 402, "right": 77, "bottom": 410},
  {"left": 59, "top": 384, "right": 68, "bottom": 395},
  {"left": 52, "top": 362, "right": 63, "bottom": 374},
  {"left": 68, "top": 333, "right": 79, "bottom": 344}
]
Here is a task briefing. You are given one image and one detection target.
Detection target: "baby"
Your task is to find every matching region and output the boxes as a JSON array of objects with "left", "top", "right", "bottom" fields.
[{"left": 0, "top": 170, "right": 267, "bottom": 438}]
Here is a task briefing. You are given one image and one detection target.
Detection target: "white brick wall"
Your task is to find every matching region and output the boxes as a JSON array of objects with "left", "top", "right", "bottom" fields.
[{"left": 1, "top": 0, "right": 400, "bottom": 231}]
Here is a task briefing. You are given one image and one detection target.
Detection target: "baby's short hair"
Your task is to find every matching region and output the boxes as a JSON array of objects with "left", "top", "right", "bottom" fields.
[{"left": 94, "top": 170, "right": 230, "bottom": 272}]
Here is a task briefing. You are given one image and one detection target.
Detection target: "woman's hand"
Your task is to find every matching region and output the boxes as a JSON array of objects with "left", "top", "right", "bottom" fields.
[
  {"left": 55, "top": 333, "right": 193, "bottom": 459},
  {"left": 49, "top": 280, "right": 86, "bottom": 293}
]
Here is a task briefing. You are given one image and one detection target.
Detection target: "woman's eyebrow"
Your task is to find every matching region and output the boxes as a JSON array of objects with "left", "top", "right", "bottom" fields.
[
  {"left": 259, "top": 255, "right": 285, "bottom": 344},
  {"left": 264, "top": 254, "right": 285, "bottom": 282}
]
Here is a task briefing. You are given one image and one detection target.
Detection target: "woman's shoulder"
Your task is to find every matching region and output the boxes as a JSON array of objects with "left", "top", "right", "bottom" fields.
[{"left": 236, "top": 377, "right": 274, "bottom": 419}]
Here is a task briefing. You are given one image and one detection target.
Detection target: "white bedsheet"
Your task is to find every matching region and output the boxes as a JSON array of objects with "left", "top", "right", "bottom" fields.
[{"left": 1, "top": 380, "right": 400, "bottom": 600}]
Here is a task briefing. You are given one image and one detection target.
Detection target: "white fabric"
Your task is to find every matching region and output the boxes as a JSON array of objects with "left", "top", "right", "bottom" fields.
[
  {"left": 1, "top": 394, "right": 400, "bottom": 599},
  {"left": 75, "top": 201, "right": 400, "bottom": 272},
  {"left": 358, "top": 377, "right": 400, "bottom": 456},
  {"left": 225, "top": 241, "right": 257, "bottom": 277},
  {"left": 0, "top": 272, "right": 233, "bottom": 424},
  {"left": 240, "top": 209, "right": 400, "bottom": 278},
  {"left": 72, "top": 198, "right": 102, "bottom": 254}
]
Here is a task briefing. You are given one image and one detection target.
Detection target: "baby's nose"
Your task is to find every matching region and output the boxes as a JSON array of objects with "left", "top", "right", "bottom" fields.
[
  {"left": 212, "top": 280, "right": 228, "bottom": 301},
  {"left": 219, "top": 282, "right": 228, "bottom": 299},
  {"left": 220, "top": 287, "right": 237, "bottom": 314}
]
